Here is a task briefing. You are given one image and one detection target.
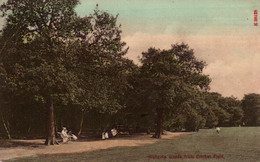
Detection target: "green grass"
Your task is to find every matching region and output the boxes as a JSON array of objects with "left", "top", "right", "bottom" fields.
[{"left": 8, "top": 127, "right": 260, "bottom": 162}]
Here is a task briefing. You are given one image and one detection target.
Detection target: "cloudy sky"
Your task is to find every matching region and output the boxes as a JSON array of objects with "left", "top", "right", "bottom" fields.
[
  {"left": 75, "top": 0, "right": 260, "bottom": 99},
  {"left": 1, "top": 0, "right": 260, "bottom": 99}
]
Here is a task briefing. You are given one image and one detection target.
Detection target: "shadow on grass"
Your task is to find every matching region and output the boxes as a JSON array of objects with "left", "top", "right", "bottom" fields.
[
  {"left": 77, "top": 132, "right": 153, "bottom": 142},
  {"left": 0, "top": 139, "right": 45, "bottom": 148}
]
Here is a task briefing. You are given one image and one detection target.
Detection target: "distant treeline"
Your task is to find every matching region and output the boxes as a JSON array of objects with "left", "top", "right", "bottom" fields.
[{"left": 0, "top": 0, "right": 259, "bottom": 142}]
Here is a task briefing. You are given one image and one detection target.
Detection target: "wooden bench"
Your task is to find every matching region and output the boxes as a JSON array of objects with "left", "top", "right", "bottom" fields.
[{"left": 116, "top": 125, "right": 133, "bottom": 135}]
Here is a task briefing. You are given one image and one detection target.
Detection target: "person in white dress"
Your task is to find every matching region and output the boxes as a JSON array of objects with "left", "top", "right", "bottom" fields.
[
  {"left": 216, "top": 127, "right": 220, "bottom": 134},
  {"left": 111, "top": 128, "right": 118, "bottom": 137},
  {"left": 61, "top": 127, "right": 69, "bottom": 142}
]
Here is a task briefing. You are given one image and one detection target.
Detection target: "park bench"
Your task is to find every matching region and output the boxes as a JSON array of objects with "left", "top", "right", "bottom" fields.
[{"left": 116, "top": 125, "right": 133, "bottom": 136}]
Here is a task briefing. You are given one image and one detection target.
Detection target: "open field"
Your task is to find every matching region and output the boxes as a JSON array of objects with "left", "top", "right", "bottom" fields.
[{"left": 2, "top": 127, "right": 260, "bottom": 162}]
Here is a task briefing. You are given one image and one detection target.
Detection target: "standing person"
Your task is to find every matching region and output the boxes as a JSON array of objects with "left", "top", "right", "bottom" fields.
[{"left": 216, "top": 127, "right": 220, "bottom": 134}]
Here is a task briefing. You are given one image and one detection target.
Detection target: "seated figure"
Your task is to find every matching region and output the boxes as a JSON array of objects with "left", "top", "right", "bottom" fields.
[
  {"left": 105, "top": 132, "right": 109, "bottom": 139},
  {"left": 60, "top": 127, "right": 69, "bottom": 142},
  {"left": 111, "top": 128, "right": 118, "bottom": 137},
  {"left": 57, "top": 127, "right": 78, "bottom": 142},
  {"left": 68, "top": 131, "right": 78, "bottom": 141}
]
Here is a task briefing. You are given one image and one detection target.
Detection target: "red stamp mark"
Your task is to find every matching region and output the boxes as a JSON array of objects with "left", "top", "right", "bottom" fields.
[
  {"left": 147, "top": 154, "right": 224, "bottom": 160},
  {"left": 254, "top": 10, "right": 258, "bottom": 26}
]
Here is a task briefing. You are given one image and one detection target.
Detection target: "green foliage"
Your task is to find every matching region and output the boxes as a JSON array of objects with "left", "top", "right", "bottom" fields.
[
  {"left": 140, "top": 43, "right": 210, "bottom": 109},
  {"left": 184, "top": 109, "right": 204, "bottom": 131},
  {"left": 0, "top": 0, "right": 84, "bottom": 105},
  {"left": 202, "top": 92, "right": 244, "bottom": 127},
  {"left": 242, "top": 93, "right": 260, "bottom": 126},
  {"left": 0, "top": 0, "right": 132, "bottom": 137},
  {"left": 137, "top": 43, "right": 211, "bottom": 133}
]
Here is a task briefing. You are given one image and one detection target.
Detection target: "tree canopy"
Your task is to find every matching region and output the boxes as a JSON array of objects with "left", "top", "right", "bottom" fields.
[
  {"left": 0, "top": 0, "right": 130, "bottom": 144},
  {"left": 139, "top": 43, "right": 211, "bottom": 137},
  {"left": 242, "top": 93, "right": 260, "bottom": 126}
]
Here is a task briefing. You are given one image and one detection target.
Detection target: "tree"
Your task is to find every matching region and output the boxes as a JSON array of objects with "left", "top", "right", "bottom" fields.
[
  {"left": 140, "top": 43, "right": 210, "bottom": 138},
  {"left": 202, "top": 92, "right": 223, "bottom": 127},
  {"left": 242, "top": 93, "right": 260, "bottom": 126},
  {"left": 0, "top": 0, "right": 89, "bottom": 145},
  {"left": 202, "top": 92, "right": 243, "bottom": 127},
  {"left": 68, "top": 6, "right": 130, "bottom": 135},
  {"left": 0, "top": 1, "right": 132, "bottom": 141},
  {"left": 218, "top": 96, "right": 242, "bottom": 126}
]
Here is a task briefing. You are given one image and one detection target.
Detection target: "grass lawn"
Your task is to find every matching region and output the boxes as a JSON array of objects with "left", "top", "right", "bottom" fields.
[{"left": 8, "top": 127, "right": 260, "bottom": 162}]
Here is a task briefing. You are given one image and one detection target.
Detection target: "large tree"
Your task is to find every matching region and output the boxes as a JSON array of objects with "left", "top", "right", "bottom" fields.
[
  {"left": 0, "top": 0, "right": 132, "bottom": 142},
  {"left": 242, "top": 93, "right": 260, "bottom": 126},
  {"left": 0, "top": 0, "right": 91, "bottom": 145},
  {"left": 140, "top": 43, "right": 210, "bottom": 138},
  {"left": 67, "top": 6, "right": 130, "bottom": 135}
]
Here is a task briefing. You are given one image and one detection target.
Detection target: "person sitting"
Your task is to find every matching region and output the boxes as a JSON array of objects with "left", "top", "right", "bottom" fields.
[
  {"left": 105, "top": 131, "right": 109, "bottom": 139},
  {"left": 60, "top": 127, "right": 69, "bottom": 142},
  {"left": 111, "top": 128, "right": 118, "bottom": 137},
  {"left": 102, "top": 131, "right": 106, "bottom": 140},
  {"left": 68, "top": 131, "right": 78, "bottom": 141},
  {"left": 102, "top": 129, "right": 109, "bottom": 140},
  {"left": 71, "top": 134, "right": 78, "bottom": 140},
  {"left": 58, "top": 127, "right": 78, "bottom": 142}
]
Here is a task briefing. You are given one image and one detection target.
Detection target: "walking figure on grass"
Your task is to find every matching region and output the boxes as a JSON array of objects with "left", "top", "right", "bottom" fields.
[{"left": 216, "top": 127, "right": 220, "bottom": 134}]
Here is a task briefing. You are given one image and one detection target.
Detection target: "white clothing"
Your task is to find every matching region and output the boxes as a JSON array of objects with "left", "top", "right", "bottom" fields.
[
  {"left": 61, "top": 129, "right": 69, "bottom": 142},
  {"left": 111, "top": 128, "right": 118, "bottom": 137},
  {"left": 105, "top": 132, "right": 109, "bottom": 139},
  {"left": 216, "top": 127, "right": 220, "bottom": 134}
]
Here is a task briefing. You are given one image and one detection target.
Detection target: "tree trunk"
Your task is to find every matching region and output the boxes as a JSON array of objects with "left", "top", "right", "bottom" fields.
[
  {"left": 77, "top": 110, "right": 85, "bottom": 136},
  {"left": 44, "top": 97, "right": 58, "bottom": 145},
  {"left": 154, "top": 108, "right": 163, "bottom": 138},
  {"left": 1, "top": 113, "right": 11, "bottom": 139}
]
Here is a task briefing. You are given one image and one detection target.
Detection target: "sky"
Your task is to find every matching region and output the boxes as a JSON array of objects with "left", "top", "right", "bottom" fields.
[
  {"left": 1, "top": 0, "right": 260, "bottom": 99},
  {"left": 75, "top": 0, "right": 260, "bottom": 99}
]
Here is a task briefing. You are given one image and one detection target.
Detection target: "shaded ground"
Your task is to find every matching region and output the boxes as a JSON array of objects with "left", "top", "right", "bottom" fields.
[{"left": 0, "top": 132, "right": 190, "bottom": 161}]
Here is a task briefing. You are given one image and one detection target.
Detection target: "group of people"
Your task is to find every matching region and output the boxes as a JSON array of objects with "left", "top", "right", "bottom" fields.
[
  {"left": 58, "top": 127, "right": 78, "bottom": 142},
  {"left": 102, "top": 128, "right": 118, "bottom": 140},
  {"left": 58, "top": 127, "right": 118, "bottom": 142}
]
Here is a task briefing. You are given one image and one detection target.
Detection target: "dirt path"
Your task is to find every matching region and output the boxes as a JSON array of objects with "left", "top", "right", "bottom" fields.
[{"left": 0, "top": 132, "right": 191, "bottom": 161}]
